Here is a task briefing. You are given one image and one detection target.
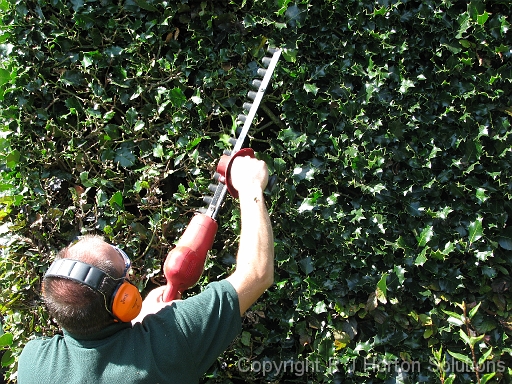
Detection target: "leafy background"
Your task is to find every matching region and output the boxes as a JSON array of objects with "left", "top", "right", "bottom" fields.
[{"left": 1, "top": 0, "right": 512, "bottom": 383}]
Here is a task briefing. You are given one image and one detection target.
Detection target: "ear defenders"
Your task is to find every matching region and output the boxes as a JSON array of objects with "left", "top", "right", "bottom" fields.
[{"left": 45, "top": 258, "right": 142, "bottom": 322}]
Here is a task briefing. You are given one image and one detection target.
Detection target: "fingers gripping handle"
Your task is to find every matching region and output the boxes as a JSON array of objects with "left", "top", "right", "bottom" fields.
[
  {"left": 215, "top": 148, "right": 255, "bottom": 198},
  {"left": 162, "top": 214, "right": 218, "bottom": 302}
]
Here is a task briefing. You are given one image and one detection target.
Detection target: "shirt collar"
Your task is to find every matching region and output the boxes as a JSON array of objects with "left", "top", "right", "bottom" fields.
[{"left": 63, "top": 321, "right": 131, "bottom": 341}]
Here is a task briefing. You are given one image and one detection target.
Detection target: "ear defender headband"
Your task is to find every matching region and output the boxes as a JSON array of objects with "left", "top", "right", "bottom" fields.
[{"left": 45, "top": 258, "right": 142, "bottom": 323}]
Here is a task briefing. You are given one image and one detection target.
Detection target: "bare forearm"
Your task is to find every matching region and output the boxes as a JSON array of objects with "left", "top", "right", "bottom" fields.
[
  {"left": 237, "top": 189, "right": 274, "bottom": 283},
  {"left": 227, "top": 188, "right": 274, "bottom": 314}
]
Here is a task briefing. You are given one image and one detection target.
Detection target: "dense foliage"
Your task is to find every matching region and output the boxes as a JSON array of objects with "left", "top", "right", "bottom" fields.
[{"left": 1, "top": 0, "right": 512, "bottom": 382}]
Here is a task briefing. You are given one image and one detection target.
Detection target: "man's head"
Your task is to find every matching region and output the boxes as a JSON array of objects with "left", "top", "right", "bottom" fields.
[{"left": 43, "top": 235, "right": 133, "bottom": 336}]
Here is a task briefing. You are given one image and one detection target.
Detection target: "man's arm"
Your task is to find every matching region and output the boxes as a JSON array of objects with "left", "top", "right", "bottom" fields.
[
  {"left": 132, "top": 156, "right": 273, "bottom": 322},
  {"left": 226, "top": 156, "right": 275, "bottom": 315}
]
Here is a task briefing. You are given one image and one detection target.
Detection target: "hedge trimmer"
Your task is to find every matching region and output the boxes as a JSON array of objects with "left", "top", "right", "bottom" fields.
[{"left": 162, "top": 47, "right": 281, "bottom": 302}]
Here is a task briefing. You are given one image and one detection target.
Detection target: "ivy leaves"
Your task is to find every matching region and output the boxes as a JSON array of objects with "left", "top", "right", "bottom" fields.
[
  {"left": 498, "top": 227, "right": 512, "bottom": 251},
  {"left": 1, "top": 0, "right": 512, "bottom": 383}
]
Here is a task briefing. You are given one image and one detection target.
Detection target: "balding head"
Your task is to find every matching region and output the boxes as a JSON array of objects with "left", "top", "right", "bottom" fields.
[
  {"left": 42, "top": 235, "right": 127, "bottom": 336},
  {"left": 65, "top": 235, "right": 127, "bottom": 276}
]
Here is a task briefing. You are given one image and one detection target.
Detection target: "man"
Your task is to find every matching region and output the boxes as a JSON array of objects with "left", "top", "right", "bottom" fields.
[{"left": 18, "top": 156, "right": 274, "bottom": 383}]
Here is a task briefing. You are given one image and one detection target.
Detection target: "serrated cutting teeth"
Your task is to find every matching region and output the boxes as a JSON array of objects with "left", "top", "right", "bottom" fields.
[
  {"left": 203, "top": 196, "right": 213, "bottom": 205},
  {"left": 201, "top": 46, "right": 281, "bottom": 221},
  {"left": 252, "top": 79, "right": 262, "bottom": 88},
  {"left": 208, "top": 184, "right": 217, "bottom": 193},
  {"left": 257, "top": 68, "right": 267, "bottom": 77}
]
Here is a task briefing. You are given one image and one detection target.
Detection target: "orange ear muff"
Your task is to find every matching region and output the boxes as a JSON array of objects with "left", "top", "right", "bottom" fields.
[{"left": 111, "top": 281, "right": 143, "bottom": 322}]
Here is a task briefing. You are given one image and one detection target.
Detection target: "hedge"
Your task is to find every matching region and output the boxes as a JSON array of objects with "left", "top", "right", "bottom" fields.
[{"left": 1, "top": 0, "right": 511, "bottom": 383}]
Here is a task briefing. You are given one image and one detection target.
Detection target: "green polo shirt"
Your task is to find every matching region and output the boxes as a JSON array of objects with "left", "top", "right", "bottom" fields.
[{"left": 18, "top": 280, "right": 241, "bottom": 384}]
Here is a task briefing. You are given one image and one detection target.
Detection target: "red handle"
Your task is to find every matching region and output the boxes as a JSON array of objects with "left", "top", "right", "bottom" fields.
[{"left": 162, "top": 214, "right": 218, "bottom": 302}]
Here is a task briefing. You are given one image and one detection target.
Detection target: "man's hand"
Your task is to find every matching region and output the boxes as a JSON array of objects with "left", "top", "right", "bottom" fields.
[
  {"left": 230, "top": 155, "right": 269, "bottom": 196},
  {"left": 131, "top": 286, "right": 181, "bottom": 325}
]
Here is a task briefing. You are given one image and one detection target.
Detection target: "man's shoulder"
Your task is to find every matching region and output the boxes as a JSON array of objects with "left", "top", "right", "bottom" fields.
[
  {"left": 20, "top": 334, "right": 63, "bottom": 355},
  {"left": 203, "top": 279, "right": 238, "bottom": 296},
  {"left": 18, "top": 334, "right": 64, "bottom": 382}
]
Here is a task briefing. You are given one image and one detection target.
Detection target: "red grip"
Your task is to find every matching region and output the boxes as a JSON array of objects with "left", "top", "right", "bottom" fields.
[
  {"left": 162, "top": 214, "right": 218, "bottom": 302},
  {"left": 216, "top": 148, "right": 255, "bottom": 198}
]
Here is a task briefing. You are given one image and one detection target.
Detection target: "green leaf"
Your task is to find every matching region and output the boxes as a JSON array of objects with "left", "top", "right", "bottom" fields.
[
  {"left": 102, "top": 110, "right": 116, "bottom": 123},
  {"left": 60, "top": 70, "right": 84, "bottom": 86},
  {"left": 399, "top": 78, "right": 415, "bottom": 94},
  {"left": 298, "top": 198, "right": 315, "bottom": 212},
  {"left": 115, "top": 144, "right": 136, "bottom": 168},
  {"left": 446, "top": 316, "right": 464, "bottom": 327},
  {"left": 153, "top": 144, "right": 164, "bottom": 158},
  {"left": 109, "top": 191, "right": 124, "bottom": 209},
  {"left": 477, "top": 11, "right": 489, "bottom": 26},
  {"left": 65, "top": 97, "right": 84, "bottom": 114},
  {"left": 6, "top": 149, "right": 20, "bottom": 169},
  {"left": 476, "top": 187, "right": 488, "bottom": 203},
  {"left": 480, "top": 372, "right": 496, "bottom": 384},
  {"left": 303, "top": 83, "right": 319, "bottom": 95},
  {"left": 276, "top": 0, "right": 293, "bottom": 16},
  {"left": 458, "top": 328, "right": 474, "bottom": 346},
  {"left": 447, "top": 350, "right": 473, "bottom": 366},
  {"left": 478, "top": 346, "right": 493, "bottom": 366},
  {"left": 104, "top": 46, "right": 123, "bottom": 57},
  {"left": 0, "top": 332, "right": 13, "bottom": 347},
  {"left": 186, "top": 136, "right": 207, "bottom": 151},
  {"left": 314, "top": 301, "right": 327, "bottom": 314},
  {"left": 134, "top": 0, "right": 158, "bottom": 11},
  {"left": 468, "top": 302, "right": 481, "bottom": 319},
  {"left": 169, "top": 87, "right": 187, "bottom": 107},
  {"left": 80, "top": 171, "right": 95, "bottom": 188},
  {"left": 0, "top": 0, "right": 10, "bottom": 11},
  {"left": 299, "top": 256, "right": 314, "bottom": 275},
  {"left": 70, "top": 0, "right": 84, "bottom": 12},
  {"left": 81, "top": 51, "right": 100, "bottom": 68},
  {"left": 284, "top": 3, "right": 306, "bottom": 27},
  {"left": 273, "top": 158, "right": 287, "bottom": 174},
  {"left": 125, "top": 107, "right": 138, "bottom": 126},
  {"left": 282, "top": 48, "right": 297, "bottom": 63},
  {"left": 240, "top": 331, "right": 251, "bottom": 346},
  {"left": 393, "top": 265, "right": 406, "bottom": 285},
  {"left": 414, "top": 248, "right": 428, "bottom": 266},
  {"left": 442, "top": 309, "right": 464, "bottom": 326},
  {"left": 377, "top": 273, "right": 388, "bottom": 302},
  {"left": 96, "top": 189, "right": 108, "bottom": 207},
  {"left": 456, "top": 13, "right": 471, "bottom": 39},
  {"left": 417, "top": 225, "right": 434, "bottom": 247},
  {"left": 0, "top": 68, "right": 11, "bottom": 87},
  {"left": 498, "top": 227, "right": 512, "bottom": 250},
  {"left": 468, "top": 217, "right": 483, "bottom": 244},
  {"left": 468, "top": 334, "right": 485, "bottom": 347},
  {"left": 134, "top": 120, "right": 145, "bottom": 131},
  {"left": 432, "top": 241, "right": 455, "bottom": 260},
  {"left": 293, "top": 165, "right": 316, "bottom": 182},
  {"left": 1, "top": 350, "right": 14, "bottom": 367},
  {"left": 315, "top": 336, "right": 335, "bottom": 361}
]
